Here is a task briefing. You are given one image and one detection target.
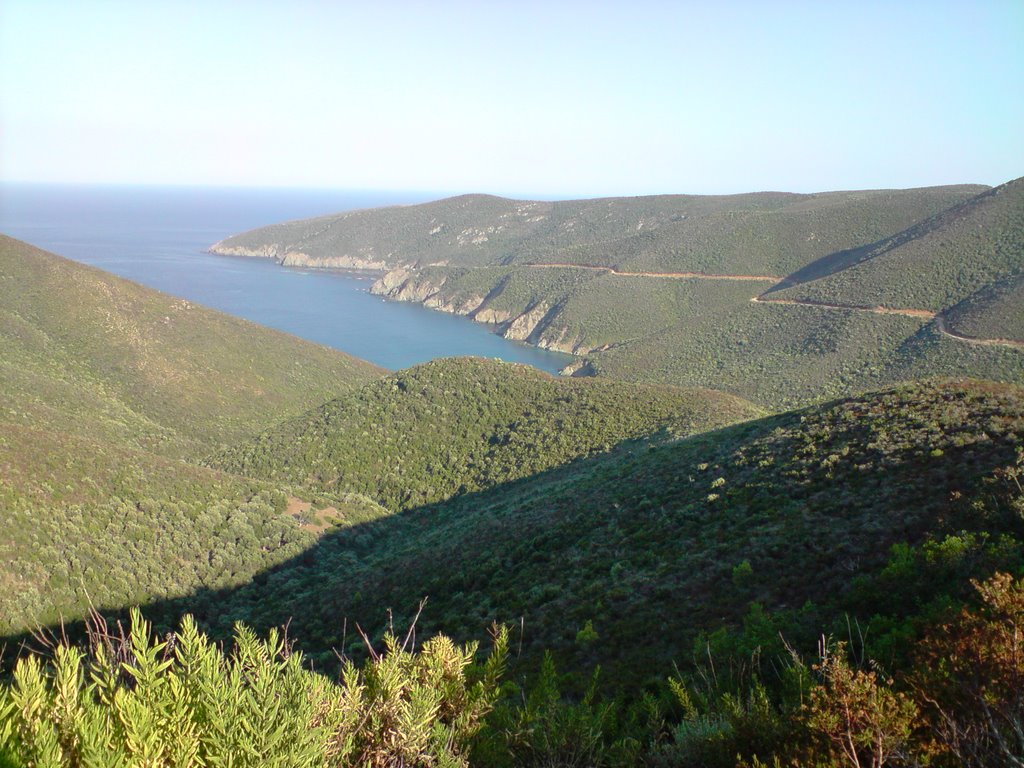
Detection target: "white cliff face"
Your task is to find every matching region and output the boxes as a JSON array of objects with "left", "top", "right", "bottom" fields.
[
  {"left": 280, "top": 251, "right": 389, "bottom": 271},
  {"left": 502, "top": 303, "right": 552, "bottom": 342},
  {"left": 211, "top": 242, "right": 390, "bottom": 271},
  {"left": 208, "top": 242, "right": 283, "bottom": 259},
  {"left": 471, "top": 307, "right": 514, "bottom": 325},
  {"left": 370, "top": 267, "right": 589, "bottom": 367},
  {"left": 370, "top": 268, "right": 414, "bottom": 294}
]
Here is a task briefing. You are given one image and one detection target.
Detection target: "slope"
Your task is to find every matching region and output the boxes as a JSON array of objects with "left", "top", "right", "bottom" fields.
[
  {"left": 0, "top": 235, "right": 387, "bottom": 634},
  {"left": 181, "top": 379, "right": 1024, "bottom": 685},
  {"left": 0, "top": 234, "right": 382, "bottom": 457},
  {"left": 211, "top": 356, "right": 764, "bottom": 511},
  {"left": 767, "top": 176, "right": 1024, "bottom": 319}
]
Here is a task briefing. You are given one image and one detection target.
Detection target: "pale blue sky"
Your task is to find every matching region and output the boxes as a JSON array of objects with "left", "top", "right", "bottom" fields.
[{"left": 1, "top": 0, "right": 1021, "bottom": 196}]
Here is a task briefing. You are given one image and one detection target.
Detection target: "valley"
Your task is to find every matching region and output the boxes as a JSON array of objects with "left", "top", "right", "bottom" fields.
[{"left": 2, "top": 176, "right": 1022, "bottom": 767}]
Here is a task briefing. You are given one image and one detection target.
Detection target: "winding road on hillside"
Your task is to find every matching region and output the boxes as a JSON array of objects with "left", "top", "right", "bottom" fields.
[
  {"left": 522, "top": 262, "right": 1023, "bottom": 350},
  {"left": 752, "top": 295, "right": 1024, "bottom": 350},
  {"left": 525, "top": 263, "right": 782, "bottom": 282}
]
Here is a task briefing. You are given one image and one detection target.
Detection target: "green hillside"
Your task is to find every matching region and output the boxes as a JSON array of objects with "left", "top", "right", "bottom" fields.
[
  {"left": 181, "top": 379, "right": 1024, "bottom": 687},
  {"left": 212, "top": 357, "right": 763, "bottom": 511},
  {"left": 211, "top": 185, "right": 982, "bottom": 276},
  {"left": 3, "top": 233, "right": 1024, "bottom": 767},
  {"left": 0, "top": 235, "right": 386, "bottom": 633},
  {"left": 352, "top": 181, "right": 1024, "bottom": 408},
  {"left": 939, "top": 272, "right": 1024, "bottom": 343},
  {"left": 0, "top": 237, "right": 764, "bottom": 640},
  {"left": 585, "top": 299, "right": 1024, "bottom": 408},
  {"left": 0, "top": 235, "right": 382, "bottom": 456},
  {"left": 769, "top": 176, "right": 1024, "bottom": 317}
]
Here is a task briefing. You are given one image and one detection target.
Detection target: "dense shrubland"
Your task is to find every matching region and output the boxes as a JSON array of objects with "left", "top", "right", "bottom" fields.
[
  {"left": 3, "top": 570, "right": 1021, "bottom": 766},
  {"left": 214, "top": 185, "right": 982, "bottom": 277},
  {"left": 163, "top": 380, "right": 1024, "bottom": 685},
  {"left": 212, "top": 357, "right": 762, "bottom": 511}
]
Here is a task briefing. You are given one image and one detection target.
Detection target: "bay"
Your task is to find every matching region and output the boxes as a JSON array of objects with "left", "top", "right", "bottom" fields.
[{"left": 0, "top": 183, "right": 572, "bottom": 373}]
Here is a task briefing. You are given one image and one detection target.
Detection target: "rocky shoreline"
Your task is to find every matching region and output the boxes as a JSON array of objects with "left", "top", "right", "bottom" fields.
[
  {"left": 207, "top": 245, "right": 590, "bottom": 375},
  {"left": 369, "top": 266, "right": 595, "bottom": 367}
]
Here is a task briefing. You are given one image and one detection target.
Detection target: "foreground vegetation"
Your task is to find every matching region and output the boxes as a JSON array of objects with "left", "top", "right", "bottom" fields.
[{"left": 3, "top": 569, "right": 1021, "bottom": 767}]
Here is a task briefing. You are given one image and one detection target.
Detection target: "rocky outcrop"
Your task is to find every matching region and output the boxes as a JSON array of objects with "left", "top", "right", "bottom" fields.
[
  {"left": 424, "top": 294, "right": 486, "bottom": 316},
  {"left": 501, "top": 303, "right": 552, "bottom": 342},
  {"left": 210, "top": 241, "right": 389, "bottom": 271},
  {"left": 471, "top": 306, "right": 515, "bottom": 325},
  {"left": 371, "top": 267, "right": 415, "bottom": 294},
  {"left": 372, "top": 267, "right": 588, "bottom": 368},
  {"left": 280, "top": 251, "right": 389, "bottom": 271},
  {"left": 560, "top": 359, "right": 596, "bottom": 377},
  {"left": 370, "top": 268, "right": 447, "bottom": 302},
  {"left": 534, "top": 325, "right": 589, "bottom": 355},
  {"left": 208, "top": 242, "right": 283, "bottom": 259}
]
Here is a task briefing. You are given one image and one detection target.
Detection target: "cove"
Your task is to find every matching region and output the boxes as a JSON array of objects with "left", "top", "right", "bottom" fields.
[{"left": 0, "top": 183, "right": 573, "bottom": 373}]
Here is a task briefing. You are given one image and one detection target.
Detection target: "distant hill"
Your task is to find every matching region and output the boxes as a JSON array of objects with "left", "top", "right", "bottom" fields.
[
  {"left": 210, "top": 181, "right": 1023, "bottom": 408},
  {"left": 211, "top": 356, "right": 763, "bottom": 511},
  {"left": 767, "top": 176, "right": 1024, "bottom": 314},
  {"left": 211, "top": 185, "right": 984, "bottom": 277}
]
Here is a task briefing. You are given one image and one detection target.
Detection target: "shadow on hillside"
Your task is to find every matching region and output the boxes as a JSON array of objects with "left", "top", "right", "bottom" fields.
[
  {"left": 1, "top": 420, "right": 741, "bottom": 675},
  {"left": 765, "top": 186, "right": 990, "bottom": 295},
  {"left": 5, "top": 387, "right": 1022, "bottom": 688}
]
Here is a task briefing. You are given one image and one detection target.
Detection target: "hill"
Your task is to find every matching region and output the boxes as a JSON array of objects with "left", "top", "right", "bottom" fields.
[
  {"left": 942, "top": 272, "right": 1024, "bottom": 342},
  {"left": 209, "top": 183, "right": 1024, "bottom": 409},
  {"left": 767, "top": 176, "right": 1024, "bottom": 316},
  {"left": 0, "top": 235, "right": 387, "bottom": 633},
  {"left": 0, "top": 237, "right": 764, "bottom": 640},
  {"left": 211, "top": 185, "right": 983, "bottom": 278},
  {"left": 0, "top": 234, "right": 382, "bottom": 457},
  {"left": 174, "top": 379, "right": 1024, "bottom": 687},
  {"left": 211, "top": 356, "right": 764, "bottom": 511}
]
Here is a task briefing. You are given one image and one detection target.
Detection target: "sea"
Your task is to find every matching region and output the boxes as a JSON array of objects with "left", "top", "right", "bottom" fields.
[{"left": 0, "top": 183, "right": 572, "bottom": 373}]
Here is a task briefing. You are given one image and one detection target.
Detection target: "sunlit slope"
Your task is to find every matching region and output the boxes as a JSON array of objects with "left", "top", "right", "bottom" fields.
[
  {"left": 210, "top": 185, "right": 983, "bottom": 276},
  {"left": 0, "top": 235, "right": 386, "bottom": 634},
  {"left": 205, "top": 183, "right": 1024, "bottom": 409},
  {"left": 191, "top": 379, "right": 1024, "bottom": 683},
  {"left": 211, "top": 357, "right": 764, "bottom": 511},
  {"left": 769, "top": 176, "right": 1024, "bottom": 317},
  {"left": 584, "top": 297, "right": 1024, "bottom": 408},
  {"left": 942, "top": 272, "right": 1024, "bottom": 342},
  {"left": 0, "top": 235, "right": 382, "bottom": 456}
]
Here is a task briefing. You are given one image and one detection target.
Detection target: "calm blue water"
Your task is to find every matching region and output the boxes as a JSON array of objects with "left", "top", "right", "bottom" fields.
[{"left": 0, "top": 183, "right": 572, "bottom": 373}]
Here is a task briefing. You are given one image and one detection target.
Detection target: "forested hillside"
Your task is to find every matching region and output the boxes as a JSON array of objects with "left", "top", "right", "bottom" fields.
[
  {"left": 209, "top": 181, "right": 1023, "bottom": 408},
  {"left": 0, "top": 236, "right": 385, "bottom": 632},
  {"left": 3, "top": 234, "right": 1024, "bottom": 767},
  {"left": 212, "top": 357, "right": 762, "bottom": 511}
]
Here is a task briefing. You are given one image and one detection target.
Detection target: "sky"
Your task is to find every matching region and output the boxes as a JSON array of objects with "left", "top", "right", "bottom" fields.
[{"left": 1, "top": 1, "right": 1022, "bottom": 197}]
